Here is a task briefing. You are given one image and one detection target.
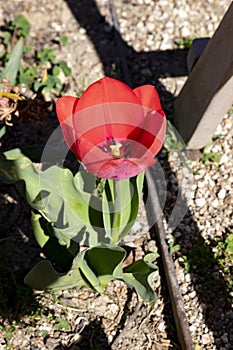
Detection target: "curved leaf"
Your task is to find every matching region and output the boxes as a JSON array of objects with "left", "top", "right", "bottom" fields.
[
  {"left": 24, "top": 260, "right": 86, "bottom": 291},
  {"left": 122, "top": 253, "right": 158, "bottom": 306}
]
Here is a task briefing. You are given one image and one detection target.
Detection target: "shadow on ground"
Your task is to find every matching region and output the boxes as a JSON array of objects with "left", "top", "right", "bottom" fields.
[{"left": 0, "top": 184, "right": 42, "bottom": 322}]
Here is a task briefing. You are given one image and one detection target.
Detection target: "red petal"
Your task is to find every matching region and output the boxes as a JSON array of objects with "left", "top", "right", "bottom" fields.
[
  {"left": 77, "top": 77, "right": 141, "bottom": 110},
  {"left": 56, "top": 96, "right": 79, "bottom": 123},
  {"left": 56, "top": 96, "right": 79, "bottom": 151},
  {"left": 72, "top": 102, "right": 145, "bottom": 143},
  {"left": 96, "top": 157, "right": 156, "bottom": 180},
  {"left": 133, "top": 85, "right": 163, "bottom": 112},
  {"left": 128, "top": 109, "right": 166, "bottom": 156}
]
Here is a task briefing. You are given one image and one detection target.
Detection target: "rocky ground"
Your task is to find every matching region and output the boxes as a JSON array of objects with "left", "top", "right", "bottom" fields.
[{"left": 0, "top": 0, "right": 232, "bottom": 349}]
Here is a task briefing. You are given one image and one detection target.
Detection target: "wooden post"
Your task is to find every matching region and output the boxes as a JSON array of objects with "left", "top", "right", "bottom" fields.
[{"left": 174, "top": 3, "right": 233, "bottom": 150}]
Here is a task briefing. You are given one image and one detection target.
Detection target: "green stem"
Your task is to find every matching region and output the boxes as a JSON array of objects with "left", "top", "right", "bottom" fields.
[{"left": 110, "top": 180, "right": 121, "bottom": 245}]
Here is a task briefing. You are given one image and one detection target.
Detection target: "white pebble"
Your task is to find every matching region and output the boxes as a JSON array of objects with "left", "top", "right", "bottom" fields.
[
  {"left": 202, "top": 333, "right": 211, "bottom": 345},
  {"left": 212, "top": 199, "right": 219, "bottom": 208},
  {"left": 189, "top": 324, "right": 196, "bottom": 333},
  {"left": 180, "top": 26, "right": 190, "bottom": 37},
  {"left": 157, "top": 321, "right": 165, "bottom": 332},
  {"left": 195, "top": 198, "right": 206, "bottom": 207},
  {"left": 217, "top": 188, "right": 226, "bottom": 199}
]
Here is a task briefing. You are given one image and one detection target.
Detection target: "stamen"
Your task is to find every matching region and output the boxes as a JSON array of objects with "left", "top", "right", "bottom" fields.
[{"left": 110, "top": 142, "right": 122, "bottom": 158}]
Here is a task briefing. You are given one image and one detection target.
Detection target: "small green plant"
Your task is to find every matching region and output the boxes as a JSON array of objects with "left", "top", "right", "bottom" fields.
[
  {"left": 0, "top": 14, "right": 72, "bottom": 96},
  {"left": 226, "top": 234, "right": 233, "bottom": 255},
  {"left": 169, "top": 240, "right": 181, "bottom": 255},
  {"left": 60, "top": 35, "right": 69, "bottom": 46},
  {"left": 174, "top": 38, "right": 193, "bottom": 49},
  {"left": 200, "top": 138, "right": 221, "bottom": 165},
  {"left": 201, "top": 149, "right": 221, "bottom": 165},
  {"left": 214, "top": 234, "right": 233, "bottom": 293},
  {"left": 9, "top": 14, "right": 30, "bottom": 38},
  {"left": 54, "top": 317, "right": 71, "bottom": 331}
]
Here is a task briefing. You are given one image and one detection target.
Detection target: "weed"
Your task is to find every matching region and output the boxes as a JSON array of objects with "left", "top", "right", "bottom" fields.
[
  {"left": 169, "top": 240, "right": 181, "bottom": 255},
  {"left": 174, "top": 37, "right": 193, "bottom": 49},
  {"left": 0, "top": 14, "right": 72, "bottom": 96},
  {"left": 54, "top": 317, "right": 71, "bottom": 331},
  {"left": 200, "top": 138, "right": 221, "bottom": 165},
  {"left": 9, "top": 14, "right": 30, "bottom": 38}
]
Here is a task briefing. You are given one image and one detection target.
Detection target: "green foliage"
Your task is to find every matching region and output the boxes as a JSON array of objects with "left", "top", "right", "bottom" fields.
[
  {"left": 18, "top": 65, "right": 38, "bottom": 86},
  {"left": 60, "top": 35, "right": 69, "bottom": 46},
  {"left": 9, "top": 14, "right": 30, "bottom": 38},
  {"left": 169, "top": 241, "right": 181, "bottom": 255},
  {"left": 25, "top": 245, "right": 158, "bottom": 306},
  {"left": 201, "top": 150, "right": 221, "bottom": 165},
  {"left": 103, "top": 174, "right": 144, "bottom": 244},
  {"left": 37, "top": 48, "right": 56, "bottom": 65},
  {"left": 175, "top": 37, "right": 193, "bottom": 49},
  {"left": 54, "top": 318, "right": 71, "bottom": 331},
  {"left": 58, "top": 61, "right": 72, "bottom": 77},
  {"left": 201, "top": 140, "right": 221, "bottom": 165},
  {"left": 226, "top": 234, "right": 233, "bottom": 255},
  {"left": 163, "top": 120, "right": 194, "bottom": 173},
  {"left": 0, "top": 149, "right": 157, "bottom": 305},
  {"left": 0, "top": 14, "right": 71, "bottom": 95},
  {"left": 182, "top": 235, "right": 233, "bottom": 296}
]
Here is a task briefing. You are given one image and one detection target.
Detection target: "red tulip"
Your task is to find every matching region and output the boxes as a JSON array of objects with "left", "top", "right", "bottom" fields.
[{"left": 56, "top": 77, "right": 166, "bottom": 180}]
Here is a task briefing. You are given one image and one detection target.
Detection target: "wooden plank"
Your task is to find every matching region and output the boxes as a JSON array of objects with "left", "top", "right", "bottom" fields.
[{"left": 174, "top": 3, "right": 233, "bottom": 150}]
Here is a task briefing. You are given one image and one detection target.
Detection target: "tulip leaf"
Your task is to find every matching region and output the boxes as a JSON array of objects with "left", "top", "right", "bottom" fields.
[
  {"left": 85, "top": 244, "right": 126, "bottom": 287},
  {"left": 24, "top": 259, "right": 86, "bottom": 291},
  {"left": 31, "top": 211, "right": 79, "bottom": 270},
  {"left": 103, "top": 173, "right": 144, "bottom": 244},
  {"left": 122, "top": 253, "right": 158, "bottom": 306},
  {"left": 0, "top": 148, "right": 108, "bottom": 246}
]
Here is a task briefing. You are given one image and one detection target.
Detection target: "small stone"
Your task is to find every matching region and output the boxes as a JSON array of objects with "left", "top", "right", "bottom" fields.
[
  {"left": 180, "top": 26, "right": 190, "bottom": 37},
  {"left": 79, "top": 28, "right": 86, "bottom": 35},
  {"left": 157, "top": 321, "right": 165, "bottom": 332},
  {"left": 217, "top": 188, "right": 226, "bottom": 199},
  {"left": 177, "top": 9, "right": 188, "bottom": 18},
  {"left": 189, "top": 290, "right": 196, "bottom": 299},
  {"left": 146, "top": 22, "right": 155, "bottom": 32},
  {"left": 185, "top": 273, "right": 191, "bottom": 283},
  {"left": 195, "top": 198, "right": 206, "bottom": 207},
  {"left": 189, "top": 324, "right": 196, "bottom": 333},
  {"left": 212, "top": 198, "right": 219, "bottom": 208},
  {"left": 202, "top": 333, "right": 211, "bottom": 345}
]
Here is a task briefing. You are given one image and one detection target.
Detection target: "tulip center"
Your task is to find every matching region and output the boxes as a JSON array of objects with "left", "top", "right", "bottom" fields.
[
  {"left": 110, "top": 143, "right": 122, "bottom": 157},
  {"left": 99, "top": 138, "right": 130, "bottom": 159}
]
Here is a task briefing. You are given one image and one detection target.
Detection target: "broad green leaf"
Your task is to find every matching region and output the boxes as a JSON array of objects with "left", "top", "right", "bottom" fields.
[
  {"left": 122, "top": 253, "right": 158, "bottom": 306},
  {"left": 31, "top": 211, "right": 79, "bottom": 270},
  {"left": 0, "top": 149, "right": 108, "bottom": 246},
  {"left": 24, "top": 260, "right": 86, "bottom": 290},
  {"left": 1, "top": 38, "right": 24, "bottom": 84},
  {"left": 85, "top": 244, "right": 126, "bottom": 286},
  {"left": 78, "top": 257, "right": 104, "bottom": 294}
]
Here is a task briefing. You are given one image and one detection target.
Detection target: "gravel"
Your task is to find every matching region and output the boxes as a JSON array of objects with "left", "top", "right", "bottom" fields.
[{"left": 0, "top": 0, "right": 232, "bottom": 349}]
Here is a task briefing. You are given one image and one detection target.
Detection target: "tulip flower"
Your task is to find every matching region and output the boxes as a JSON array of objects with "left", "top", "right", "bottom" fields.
[{"left": 56, "top": 77, "right": 166, "bottom": 180}]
